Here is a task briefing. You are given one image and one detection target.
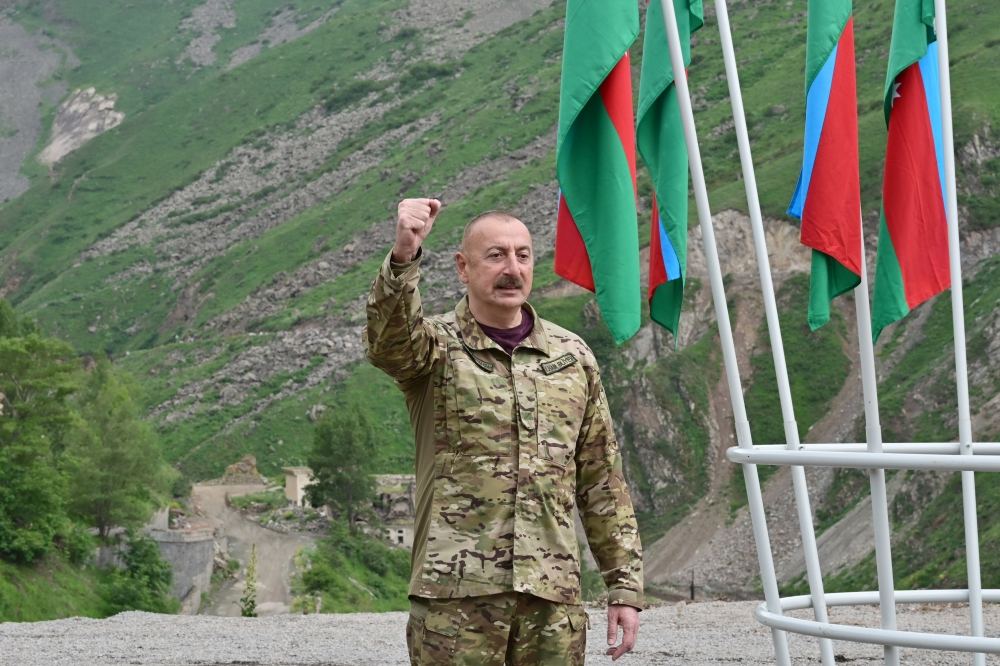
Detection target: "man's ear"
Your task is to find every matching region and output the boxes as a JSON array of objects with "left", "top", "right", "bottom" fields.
[{"left": 455, "top": 252, "right": 469, "bottom": 284}]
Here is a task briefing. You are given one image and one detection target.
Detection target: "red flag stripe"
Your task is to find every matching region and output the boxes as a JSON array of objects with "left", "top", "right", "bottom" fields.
[
  {"left": 800, "top": 19, "right": 862, "bottom": 276},
  {"left": 554, "top": 194, "right": 596, "bottom": 291},
  {"left": 647, "top": 193, "right": 666, "bottom": 300},
  {"left": 883, "top": 63, "right": 950, "bottom": 308},
  {"left": 554, "top": 54, "right": 636, "bottom": 295},
  {"left": 599, "top": 54, "right": 638, "bottom": 194}
]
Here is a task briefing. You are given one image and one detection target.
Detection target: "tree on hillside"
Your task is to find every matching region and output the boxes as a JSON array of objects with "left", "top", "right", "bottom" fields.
[
  {"left": 102, "top": 531, "right": 178, "bottom": 615},
  {"left": 0, "top": 300, "right": 19, "bottom": 338},
  {"left": 65, "top": 361, "right": 174, "bottom": 539},
  {"left": 0, "top": 330, "right": 80, "bottom": 447},
  {"left": 305, "top": 406, "right": 376, "bottom": 529},
  {"left": 0, "top": 307, "right": 81, "bottom": 563}
]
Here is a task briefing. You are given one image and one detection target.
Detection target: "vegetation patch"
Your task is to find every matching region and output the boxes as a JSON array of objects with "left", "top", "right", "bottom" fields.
[
  {"left": 0, "top": 556, "right": 106, "bottom": 622},
  {"left": 634, "top": 330, "right": 719, "bottom": 544},
  {"left": 731, "top": 275, "right": 851, "bottom": 514},
  {"left": 293, "top": 520, "right": 410, "bottom": 613}
]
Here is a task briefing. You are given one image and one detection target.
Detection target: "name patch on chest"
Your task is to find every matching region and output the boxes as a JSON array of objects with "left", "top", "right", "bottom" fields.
[
  {"left": 541, "top": 353, "right": 577, "bottom": 375},
  {"left": 461, "top": 342, "right": 495, "bottom": 373}
]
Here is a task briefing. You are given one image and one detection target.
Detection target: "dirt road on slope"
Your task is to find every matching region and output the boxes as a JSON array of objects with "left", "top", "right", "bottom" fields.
[{"left": 191, "top": 483, "right": 315, "bottom": 616}]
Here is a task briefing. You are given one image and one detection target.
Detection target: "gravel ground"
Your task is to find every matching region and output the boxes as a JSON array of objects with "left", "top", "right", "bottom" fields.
[{"left": 2, "top": 601, "right": 998, "bottom": 665}]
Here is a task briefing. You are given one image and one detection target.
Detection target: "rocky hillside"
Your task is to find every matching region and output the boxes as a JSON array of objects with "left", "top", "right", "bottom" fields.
[{"left": 1, "top": 0, "right": 998, "bottom": 599}]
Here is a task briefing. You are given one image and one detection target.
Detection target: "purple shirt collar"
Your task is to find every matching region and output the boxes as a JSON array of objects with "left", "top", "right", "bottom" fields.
[{"left": 478, "top": 308, "right": 535, "bottom": 356}]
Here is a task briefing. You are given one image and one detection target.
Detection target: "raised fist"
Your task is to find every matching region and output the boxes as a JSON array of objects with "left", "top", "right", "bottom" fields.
[{"left": 392, "top": 198, "right": 441, "bottom": 263}]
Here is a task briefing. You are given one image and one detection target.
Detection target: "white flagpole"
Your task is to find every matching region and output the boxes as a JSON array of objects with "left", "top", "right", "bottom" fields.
[
  {"left": 933, "top": 2, "right": 985, "bottom": 663},
  {"left": 712, "top": 2, "right": 834, "bottom": 664},
  {"left": 657, "top": 2, "right": 790, "bottom": 664},
  {"left": 853, "top": 228, "right": 900, "bottom": 666}
]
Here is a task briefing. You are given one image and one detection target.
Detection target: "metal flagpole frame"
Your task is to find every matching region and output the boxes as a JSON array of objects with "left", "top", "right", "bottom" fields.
[
  {"left": 728, "top": 447, "right": 1000, "bottom": 474},
  {"left": 712, "top": 1, "right": 834, "bottom": 663},
  {"left": 657, "top": 1, "right": 790, "bottom": 664},
  {"left": 758, "top": 589, "right": 1000, "bottom": 653},
  {"left": 853, "top": 231, "right": 900, "bottom": 666},
  {"left": 662, "top": 0, "right": 997, "bottom": 661},
  {"left": 713, "top": 0, "right": 1000, "bottom": 657},
  {"left": 933, "top": 2, "right": 985, "bottom": 663},
  {"left": 732, "top": 421, "right": 1000, "bottom": 654}
]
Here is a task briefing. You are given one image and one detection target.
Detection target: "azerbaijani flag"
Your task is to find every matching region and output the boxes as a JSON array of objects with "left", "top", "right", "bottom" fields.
[
  {"left": 787, "top": 0, "right": 862, "bottom": 331},
  {"left": 871, "top": 0, "right": 950, "bottom": 341},
  {"left": 555, "top": 0, "right": 640, "bottom": 344},
  {"left": 636, "top": 0, "right": 703, "bottom": 340}
]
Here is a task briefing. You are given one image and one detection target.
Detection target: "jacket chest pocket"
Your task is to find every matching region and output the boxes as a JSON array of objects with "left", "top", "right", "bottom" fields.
[
  {"left": 534, "top": 366, "right": 587, "bottom": 468},
  {"left": 447, "top": 346, "right": 514, "bottom": 456}
]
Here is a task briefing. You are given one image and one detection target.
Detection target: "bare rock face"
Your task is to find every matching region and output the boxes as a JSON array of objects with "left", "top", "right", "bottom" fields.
[
  {"left": 306, "top": 404, "right": 327, "bottom": 423},
  {"left": 392, "top": 0, "right": 559, "bottom": 63},
  {"left": 0, "top": 16, "right": 68, "bottom": 200},
  {"left": 227, "top": 7, "right": 339, "bottom": 71},
  {"left": 177, "top": 0, "right": 236, "bottom": 68},
  {"left": 38, "top": 87, "right": 124, "bottom": 166},
  {"left": 221, "top": 454, "right": 266, "bottom": 484}
]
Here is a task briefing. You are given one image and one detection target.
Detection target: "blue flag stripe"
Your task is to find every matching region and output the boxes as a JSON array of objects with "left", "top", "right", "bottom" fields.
[
  {"left": 916, "top": 43, "right": 947, "bottom": 206},
  {"left": 787, "top": 43, "right": 839, "bottom": 219},
  {"left": 657, "top": 214, "right": 682, "bottom": 282}
]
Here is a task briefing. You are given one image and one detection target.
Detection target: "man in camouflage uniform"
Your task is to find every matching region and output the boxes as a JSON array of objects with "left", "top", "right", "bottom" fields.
[{"left": 365, "top": 198, "right": 643, "bottom": 664}]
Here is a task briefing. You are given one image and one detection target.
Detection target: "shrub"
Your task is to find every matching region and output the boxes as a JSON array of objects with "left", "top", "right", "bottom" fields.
[
  {"left": 102, "top": 532, "right": 178, "bottom": 615},
  {"left": 407, "top": 61, "right": 456, "bottom": 82}
]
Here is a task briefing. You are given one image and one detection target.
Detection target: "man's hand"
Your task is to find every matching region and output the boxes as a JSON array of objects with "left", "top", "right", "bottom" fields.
[
  {"left": 605, "top": 604, "right": 639, "bottom": 661},
  {"left": 392, "top": 198, "right": 441, "bottom": 263}
]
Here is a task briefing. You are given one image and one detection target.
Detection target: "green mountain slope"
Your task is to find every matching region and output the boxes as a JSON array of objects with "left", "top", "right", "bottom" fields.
[{"left": 1, "top": 0, "right": 998, "bottom": 596}]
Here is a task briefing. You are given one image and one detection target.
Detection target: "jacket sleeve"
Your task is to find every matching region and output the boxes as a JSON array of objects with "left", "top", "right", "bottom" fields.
[
  {"left": 574, "top": 362, "right": 644, "bottom": 610},
  {"left": 364, "top": 250, "right": 438, "bottom": 383}
]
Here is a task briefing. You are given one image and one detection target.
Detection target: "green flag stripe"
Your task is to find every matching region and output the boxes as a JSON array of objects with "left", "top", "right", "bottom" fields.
[
  {"left": 558, "top": 2, "right": 639, "bottom": 155},
  {"left": 871, "top": 211, "right": 910, "bottom": 340},
  {"left": 884, "top": 0, "right": 936, "bottom": 118},
  {"left": 638, "top": 86, "right": 688, "bottom": 336},
  {"left": 636, "top": 0, "right": 703, "bottom": 339},
  {"left": 636, "top": 0, "right": 702, "bottom": 121},
  {"left": 804, "top": 0, "right": 852, "bottom": 92},
  {"left": 872, "top": 0, "right": 936, "bottom": 341},
  {"left": 557, "top": 95, "right": 641, "bottom": 343},
  {"left": 807, "top": 250, "right": 861, "bottom": 331},
  {"left": 557, "top": 0, "right": 640, "bottom": 344}
]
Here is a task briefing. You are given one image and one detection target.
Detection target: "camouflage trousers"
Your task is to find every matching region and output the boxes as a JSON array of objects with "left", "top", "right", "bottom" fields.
[{"left": 406, "top": 592, "right": 589, "bottom": 665}]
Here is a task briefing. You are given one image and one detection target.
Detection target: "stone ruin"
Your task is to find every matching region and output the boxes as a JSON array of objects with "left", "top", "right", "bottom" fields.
[{"left": 221, "top": 454, "right": 267, "bottom": 485}]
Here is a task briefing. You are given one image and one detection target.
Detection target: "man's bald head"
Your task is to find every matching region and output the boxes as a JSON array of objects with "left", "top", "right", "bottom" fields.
[
  {"left": 461, "top": 210, "right": 528, "bottom": 253},
  {"left": 454, "top": 210, "right": 534, "bottom": 328}
]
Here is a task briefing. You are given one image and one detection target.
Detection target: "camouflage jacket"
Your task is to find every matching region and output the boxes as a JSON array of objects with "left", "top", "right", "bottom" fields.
[{"left": 364, "top": 251, "right": 643, "bottom": 608}]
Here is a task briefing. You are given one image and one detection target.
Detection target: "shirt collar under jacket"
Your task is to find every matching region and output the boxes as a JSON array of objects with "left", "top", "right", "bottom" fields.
[{"left": 454, "top": 295, "right": 551, "bottom": 357}]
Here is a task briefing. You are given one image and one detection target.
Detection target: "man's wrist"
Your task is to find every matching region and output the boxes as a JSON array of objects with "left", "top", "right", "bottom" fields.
[
  {"left": 607, "top": 588, "right": 644, "bottom": 611},
  {"left": 386, "top": 247, "right": 422, "bottom": 281},
  {"left": 391, "top": 246, "right": 419, "bottom": 264}
]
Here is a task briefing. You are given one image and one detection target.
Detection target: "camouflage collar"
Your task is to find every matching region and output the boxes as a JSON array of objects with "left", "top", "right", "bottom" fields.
[{"left": 455, "top": 296, "right": 551, "bottom": 357}]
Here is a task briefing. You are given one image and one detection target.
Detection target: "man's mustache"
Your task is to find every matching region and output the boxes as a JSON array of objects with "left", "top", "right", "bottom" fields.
[{"left": 495, "top": 276, "right": 523, "bottom": 289}]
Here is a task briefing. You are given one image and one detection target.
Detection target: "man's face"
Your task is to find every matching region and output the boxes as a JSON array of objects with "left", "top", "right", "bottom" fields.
[{"left": 455, "top": 216, "right": 534, "bottom": 319}]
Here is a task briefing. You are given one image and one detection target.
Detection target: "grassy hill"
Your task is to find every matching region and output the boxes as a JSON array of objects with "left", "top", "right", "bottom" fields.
[
  {"left": 0, "top": 557, "right": 107, "bottom": 621},
  {"left": 1, "top": 0, "right": 999, "bottom": 599}
]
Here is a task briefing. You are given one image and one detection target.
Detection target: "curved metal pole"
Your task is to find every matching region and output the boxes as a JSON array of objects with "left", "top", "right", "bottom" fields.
[
  {"left": 853, "top": 234, "right": 899, "bottom": 666},
  {"left": 657, "top": 2, "right": 789, "bottom": 663},
  {"left": 727, "top": 448, "right": 1000, "bottom": 473},
  {"left": 712, "top": 2, "right": 833, "bottom": 663},
  {"left": 933, "top": 3, "right": 985, "bottom": 663}
]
